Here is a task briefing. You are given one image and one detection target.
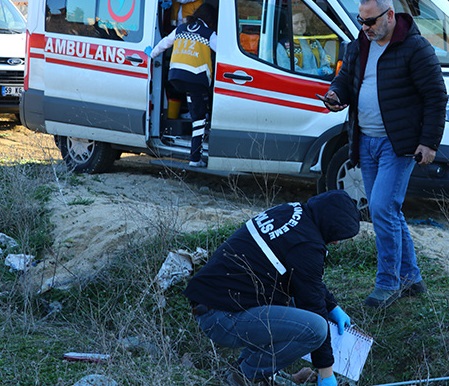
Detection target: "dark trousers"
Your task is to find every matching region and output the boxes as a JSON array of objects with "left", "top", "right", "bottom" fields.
[{"left": 170, "top": 80, "right": 210, "bottom": 162}]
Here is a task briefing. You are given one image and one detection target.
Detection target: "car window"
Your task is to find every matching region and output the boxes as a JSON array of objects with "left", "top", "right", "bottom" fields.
[
  {"left": 0, "top": 0, "right": 26, "bottom": 33},
  {"left": 335, "top": 0, "right": 449, "bottom": 67},
  {"left": 396, "top": 0, "right": 449, "bottom": 66}
]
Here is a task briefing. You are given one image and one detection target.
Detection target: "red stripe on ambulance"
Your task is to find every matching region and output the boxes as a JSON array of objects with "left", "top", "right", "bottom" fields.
[
  {"left": 216, "top": 63, "right": 330, "bottom": 100},
  {"left": 46, "top": 57, "right": 148, "bottom": 79},
  {"left": 28, "top": 33, "right": 146, "bottom": 78},
  {"left": 215, "top": 87, "right": 328, "bottom": 113}
]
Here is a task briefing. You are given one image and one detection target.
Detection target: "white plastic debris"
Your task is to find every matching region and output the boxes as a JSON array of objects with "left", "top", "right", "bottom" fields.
[
  {"left": 0, "top": 233, "right": 19, "bottom": 255},
  {"left": 63, "top": 352, "right": 111, "bottom": 363},
  {"left": 191, "top": 247, "right": 208, "bottom": 264},
  {"left": 5, "top": 253, "right": 34, "bottom": 271},
  {"left": 156, "top": 247, "right": 207, "bottom": 291},
  {"left": 72, "top": 374, "right": 117, "bottom": 386}
]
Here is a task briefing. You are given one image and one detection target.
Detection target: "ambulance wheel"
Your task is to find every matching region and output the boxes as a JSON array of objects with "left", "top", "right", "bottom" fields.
[
  {"left": 326, "top": 144, "right": 369, "bottom": 213},
  {"left": 57, "top": 136, "right": 119, "bottom": 174}
]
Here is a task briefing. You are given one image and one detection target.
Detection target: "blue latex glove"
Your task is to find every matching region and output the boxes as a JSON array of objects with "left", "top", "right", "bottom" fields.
[
  {"left": 328, "top": 306, "right": 351, "bottom": 335},
  {"left": 144, "top": 46, "right": 153, "bottom": 57},
  {"left": 160, "top": 0, "right": 172, "bottom": 9},
  {"left": 318, "top": 374, "right": 337, "bottom": 386}
]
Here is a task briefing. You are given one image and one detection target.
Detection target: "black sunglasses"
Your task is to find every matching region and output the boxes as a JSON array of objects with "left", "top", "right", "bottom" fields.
[{"left": 357, "top": 8, "right": 390, "bottom": 27}]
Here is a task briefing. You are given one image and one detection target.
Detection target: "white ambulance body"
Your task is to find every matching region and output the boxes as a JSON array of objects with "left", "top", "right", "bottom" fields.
[{"left": 20, "top": 0, "right": 449, "bottom": 207}]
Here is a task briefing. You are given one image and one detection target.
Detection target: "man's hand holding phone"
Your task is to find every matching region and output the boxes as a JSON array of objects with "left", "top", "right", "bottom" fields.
[{"left": 316, "top": 91, "right": 346, "bottom": 111}]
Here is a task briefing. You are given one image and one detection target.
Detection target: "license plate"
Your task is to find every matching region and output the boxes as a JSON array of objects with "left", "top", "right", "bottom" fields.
[{"left": 1, "top": 86, "right": 23, "bottom": 97}]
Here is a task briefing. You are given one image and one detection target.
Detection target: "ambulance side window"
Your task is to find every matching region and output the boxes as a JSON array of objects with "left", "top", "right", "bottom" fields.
[
  {"left": 279, "top": 3, "right": 339, "bottom": 78},
  {"left": 236, "top": 0, "right": 340, "bottom": 79},
  {"left": 236, "top": 0, "right": 262, "bottom": 56},
  {"left": 45, "top": 0, "right": 144, "bottom": 43}
]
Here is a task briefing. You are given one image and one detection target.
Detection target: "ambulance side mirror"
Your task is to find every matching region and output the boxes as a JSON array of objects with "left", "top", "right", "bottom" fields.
[
  {"left": 338, "top": 41, "right": 348, "bottom": 61},
  {"left": 335, "top": 41, "right": 348, "bottom": 76}
]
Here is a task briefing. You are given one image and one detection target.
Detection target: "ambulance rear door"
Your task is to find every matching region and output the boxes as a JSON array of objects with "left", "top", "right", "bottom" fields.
[
  {"left": 208, "top": 0, "right": 351, "bottom": 175},
  {"left": 41, "top": 0, "right": 157, "bottom": 150}
]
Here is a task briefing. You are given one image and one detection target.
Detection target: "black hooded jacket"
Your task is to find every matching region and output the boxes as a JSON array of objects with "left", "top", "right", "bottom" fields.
[
  {"left": 184, "top": 190, "right": 360, "bottom": 369},
  {"left": 330, "top": 13, "right": 447, "bottom": 165}
]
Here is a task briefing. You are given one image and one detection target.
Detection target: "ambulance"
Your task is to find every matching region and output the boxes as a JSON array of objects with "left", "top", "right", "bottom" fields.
[{"left": 20, "top": 0, "right": 449, "bottom": 208}]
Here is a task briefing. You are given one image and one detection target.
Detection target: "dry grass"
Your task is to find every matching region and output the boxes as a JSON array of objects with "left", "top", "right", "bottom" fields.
[{"left": 1, "top": 126, "right": 449, "bottom": 385}]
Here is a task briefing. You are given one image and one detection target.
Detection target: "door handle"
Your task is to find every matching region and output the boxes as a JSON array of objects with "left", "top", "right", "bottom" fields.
[
  {"left": 223, "top": 71, "right": 253, "bottom": 83},
  {"left": 126, "top": 55, "right": 144, "bottom": 64}
]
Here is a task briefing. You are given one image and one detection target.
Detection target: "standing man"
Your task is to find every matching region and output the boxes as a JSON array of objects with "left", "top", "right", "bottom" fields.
[
  {"left": 322, "top": 0, "right": 447, "bottom": 308},
  {"left": 184, "top": 190, "right": 360, "bottom": 385}
]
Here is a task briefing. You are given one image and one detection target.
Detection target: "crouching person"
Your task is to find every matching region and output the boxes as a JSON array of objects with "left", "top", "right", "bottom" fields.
[{"left": 184, "top": 190, "right": 361, "bottom": 385}]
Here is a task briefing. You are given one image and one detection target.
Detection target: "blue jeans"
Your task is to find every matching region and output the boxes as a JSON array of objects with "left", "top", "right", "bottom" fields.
[
  {"left": 359, "top": 135, "right": 423, "bottom": 290},
  {"left": 196, "top": 305, "right": 327, "bottom": 381}
]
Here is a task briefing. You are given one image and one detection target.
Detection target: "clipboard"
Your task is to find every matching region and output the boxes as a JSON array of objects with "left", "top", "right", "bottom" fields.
[{"left": 302, "top": 322, "right": 373, "bottom": 381}]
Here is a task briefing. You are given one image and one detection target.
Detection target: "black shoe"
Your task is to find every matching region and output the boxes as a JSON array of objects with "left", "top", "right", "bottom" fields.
[
  {"left": 225, "top": 369, "right": 251, "bottom": 386},
  {"left": 224, "top": 365, "right": 278, "bottom": 386},
  {"left": 364, "top": 288, "right": 402, "bottom": 308},
  {"left": 401, "top": 280, "right": 427, "bottom": 297}
]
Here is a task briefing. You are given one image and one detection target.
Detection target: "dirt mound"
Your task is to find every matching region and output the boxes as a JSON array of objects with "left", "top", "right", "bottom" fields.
[
  {"left": 31, "top": 172, "right": 264, "bottom": 293},
  {"left": 31, "top": 174, "right": 448, "bottom": 293},
  {"left": 1, "top": 120, "right": 448, "bottom": 292}
]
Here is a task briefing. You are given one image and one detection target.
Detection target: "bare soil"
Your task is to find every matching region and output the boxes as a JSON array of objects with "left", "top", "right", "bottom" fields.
[{"left": 1, "top": 115, "right": 448, "bottom": 292}]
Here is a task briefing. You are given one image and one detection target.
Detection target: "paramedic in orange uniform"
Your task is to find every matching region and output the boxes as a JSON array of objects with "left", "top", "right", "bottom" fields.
[{"left": 171, "top": 0, "right": 204, "bottom": 27}]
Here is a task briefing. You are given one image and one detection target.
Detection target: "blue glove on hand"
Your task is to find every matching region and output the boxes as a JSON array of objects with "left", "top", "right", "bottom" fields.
[
  {"left": 160, "top": 0, "right": 172, "bottom": 9},
  {"left": 318, "top": 374, "right": 337, "bottom": 386},
  {"left": 144, "top": 45, "right": 153, "bottom": 57},
  {"left": 328, "top": 306, "right": 351, "bottom": 335}
]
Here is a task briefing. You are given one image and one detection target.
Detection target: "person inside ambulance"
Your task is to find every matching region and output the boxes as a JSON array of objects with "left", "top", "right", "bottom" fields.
[
  {"left": 237, "top": 0, "right": 263, "bottom": 56},
  {"left": 277, "top": 8, "right": 333, "bottom": 77},
  {"left": 146, "top": 3, "right": 217, "bottom": 168},
  {"left": 159, "top": 0, "right": 206, "bottom": 120},
  {"left": 171, "top": 0, "right": 204, "bottom": 27}
]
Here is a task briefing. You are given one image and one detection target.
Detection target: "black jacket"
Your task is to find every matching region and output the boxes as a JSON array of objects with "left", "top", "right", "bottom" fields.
[
  {"left": 330, "top": 13, "right": 447, "bottom": 165},
  {"left": 184, "top": 190, "right": 360, "bottom": 369}
]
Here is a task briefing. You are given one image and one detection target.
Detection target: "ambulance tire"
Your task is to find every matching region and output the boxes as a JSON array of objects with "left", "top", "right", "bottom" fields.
[
  {"left": 326, "top": 144, "right": 369, "bottom": 213},
  {"left": 57, "top": 136, "right": 119, "bottom": 174}
]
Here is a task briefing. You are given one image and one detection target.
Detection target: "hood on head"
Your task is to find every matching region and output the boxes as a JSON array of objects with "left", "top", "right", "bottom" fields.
[{"left": 307, "top": 190, "right": 361, "bottom": 244}]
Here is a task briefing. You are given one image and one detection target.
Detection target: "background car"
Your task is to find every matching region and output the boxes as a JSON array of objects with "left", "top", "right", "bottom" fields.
[{"left": 0, "top": 0, "right": 26, "bottom": 121}]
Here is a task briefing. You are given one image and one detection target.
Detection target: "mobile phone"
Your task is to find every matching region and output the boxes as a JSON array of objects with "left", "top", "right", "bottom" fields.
[
  {"left": 404, "top": 152, "right": 423, "bottom": 162},
  {"left": 316, "top": 93, "right": 340, "bottom": 106}
]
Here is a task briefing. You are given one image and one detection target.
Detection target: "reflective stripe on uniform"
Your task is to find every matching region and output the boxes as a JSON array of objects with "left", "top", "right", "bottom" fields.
[
  {"left": 193, "top": 119, "right": 206, "bottom": 128},
  {"left": 245, "top": 219, "right": 287, "bottom": 275}
]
